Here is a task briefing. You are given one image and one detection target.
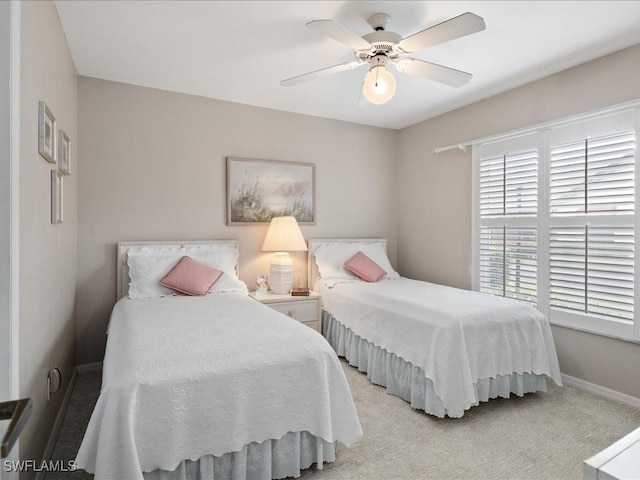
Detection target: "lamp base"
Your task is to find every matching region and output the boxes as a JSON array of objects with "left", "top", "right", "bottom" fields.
[{"left": 269, "top": 252, "right": 293, "bottom": 295}]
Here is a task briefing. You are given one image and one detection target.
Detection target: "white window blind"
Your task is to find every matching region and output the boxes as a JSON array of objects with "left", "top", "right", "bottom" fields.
[
  {"left": 549, "top": 130, "right": 635, "bottom": 323},
  {"left": 478, "top": 147, "right": 538, "bottom": 304},
  {"left": 549, "top": 226, "right": 634, "bottom": 320},
  {"left": 550, "top": 132, "right": 635, "bottom": 216},
  {"left": 479, "top": 226, "right": 537, "bottom": 303},
  {"left": 480, "top": 151, "right": 538, "bottom": 217}
]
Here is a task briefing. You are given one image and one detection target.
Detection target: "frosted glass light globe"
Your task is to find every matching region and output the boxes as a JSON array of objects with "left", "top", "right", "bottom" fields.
[{"left": 362, "top": 65, "right": 396, "bottom": 105}]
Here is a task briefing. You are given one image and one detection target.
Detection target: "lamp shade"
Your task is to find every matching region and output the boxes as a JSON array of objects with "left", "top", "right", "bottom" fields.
[
  {"left": 362, "top": 65, "right": 396, "bottom": 105},
  {"left": 262, "top": 216, "right": 308, "bottom": 252}
]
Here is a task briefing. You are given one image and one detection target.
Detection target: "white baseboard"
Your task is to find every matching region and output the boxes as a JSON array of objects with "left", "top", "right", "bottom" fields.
[
  {"left": 561, "top": 373, "right": 640, "bottom": 409},
  {"left": 35, "top": 368, "right": 78, "bottom": 480}
]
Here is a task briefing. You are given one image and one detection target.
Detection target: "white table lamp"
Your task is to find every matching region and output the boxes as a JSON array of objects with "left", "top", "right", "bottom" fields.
[{"left": 262, "top": 216, "right": 308, "bottom": 294}]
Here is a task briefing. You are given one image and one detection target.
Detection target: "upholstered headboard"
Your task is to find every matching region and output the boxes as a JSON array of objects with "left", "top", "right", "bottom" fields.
[
  {"left": 307, "top": 238, "right": 388, "bottom": 290},
  {"left": 116, "top": 240, "right": 240, "bottom": 300}
]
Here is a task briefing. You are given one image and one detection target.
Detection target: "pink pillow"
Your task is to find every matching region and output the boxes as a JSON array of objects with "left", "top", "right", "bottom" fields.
[
  {"left": 344, "top": 251, "right": 387, "bottom": 283},
  {"left": 160, "top": 256, "right": 223, "bottom": 296}
]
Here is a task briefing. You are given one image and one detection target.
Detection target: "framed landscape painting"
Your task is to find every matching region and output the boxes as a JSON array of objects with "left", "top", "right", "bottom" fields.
[{"left": 226, "top": 157, "right": 315, "bottom": 225}]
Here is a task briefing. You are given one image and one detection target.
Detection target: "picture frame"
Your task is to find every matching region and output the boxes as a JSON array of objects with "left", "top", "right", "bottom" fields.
[
  {"left": 51, "top": 170, "right": 63, "bottom": 224},
  {"left": 226, "top": 157, "right": 315, "bottom": 225},
  {"left": 38, "top": 101, "right": 56, "bottom": 164},
  {"left": 57, "top": 130, "right": 71, "bottom": 175}
]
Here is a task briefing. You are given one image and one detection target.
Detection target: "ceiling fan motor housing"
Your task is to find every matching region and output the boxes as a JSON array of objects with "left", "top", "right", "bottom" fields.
[{"left": 358, "top": 30, "right": 402, "bottom": 60}]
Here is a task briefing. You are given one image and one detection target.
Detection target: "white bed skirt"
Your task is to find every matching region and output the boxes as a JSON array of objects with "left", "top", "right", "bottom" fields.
[
  {"left": 143, "top": 431, "right": 335, "bottom": 480},
  {"left": 323, "top": 311, "right": 548, "bottom": 418}
]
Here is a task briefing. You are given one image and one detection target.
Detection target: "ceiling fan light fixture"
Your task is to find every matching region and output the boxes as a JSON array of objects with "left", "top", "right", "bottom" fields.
[
  {"left": 283, "top": 11, "right": 485, "bottom": 101},
  {"left": 362, "top": 64, "right": 396, "bottom": 105}
]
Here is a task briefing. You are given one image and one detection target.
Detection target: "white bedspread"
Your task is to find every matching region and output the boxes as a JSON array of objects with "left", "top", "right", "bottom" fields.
[
  {"left": 316, "top": 278, "right": 562, "bottom": 418},
  {"left": 76, "top": 294, "right": 362, "bottom": 480}
]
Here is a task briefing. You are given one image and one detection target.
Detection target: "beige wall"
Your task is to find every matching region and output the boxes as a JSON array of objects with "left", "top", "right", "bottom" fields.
[
  {"left": 398, "top": 44, "right": 640, "bottom": 399},
  {"left": 75, "top": 33, "right": 640, "bottom": 396},
  {"left": 76, "top": 77, "right": 398, "bottom": 364},
  {"left": 19, "top": 0, "right": 78, "bottom": 472}
]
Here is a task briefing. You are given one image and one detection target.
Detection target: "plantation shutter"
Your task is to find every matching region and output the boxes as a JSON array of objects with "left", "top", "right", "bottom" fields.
[
  {"left": 549, "top": 114, "right": 635, "bottom": 323},
  {"left": 550, "top": 132, "right": 635, "bottom": 216},
  {"left": 479, "top": 226, "right": 504, "bottom": 297},
  {"left": 478, "top": 135, "right": 538, "bottom": 304},
  {"left": 480, "top": 151, "right": 538, "bottom": 217},
  {"left": 475, "top": 107, "right": 639, "bottom": 340},
  {"left": 505, "top": 227, "right": 537, "bottom": 303}
]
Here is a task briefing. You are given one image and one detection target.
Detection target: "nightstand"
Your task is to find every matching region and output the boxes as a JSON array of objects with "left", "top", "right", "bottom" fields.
[{"left": 249, "top": 291, "right": 321, "bottom": 331}]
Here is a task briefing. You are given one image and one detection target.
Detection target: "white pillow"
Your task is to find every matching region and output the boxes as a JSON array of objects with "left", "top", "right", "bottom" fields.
[
  {"left": 127, "top": 251, "right": 184, "bottom": 299},
  {"left": 127, "top": 245, "right": 247, "bottom": 298},
  {"left": 313, "top": 242, "right": 399, "bottom": 288},
  {"left": 183, "top": 246, "right": 248, "bottom": 295}
]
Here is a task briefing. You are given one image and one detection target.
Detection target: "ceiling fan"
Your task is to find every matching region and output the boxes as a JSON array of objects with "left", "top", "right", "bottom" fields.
[{"left": 281, "top": 12, "right": 486, "bottom": 105}]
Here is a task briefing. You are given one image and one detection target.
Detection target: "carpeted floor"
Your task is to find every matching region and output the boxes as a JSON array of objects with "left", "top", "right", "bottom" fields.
[{"left": 45, "top": 360, "right": 640, "bottom": 480}]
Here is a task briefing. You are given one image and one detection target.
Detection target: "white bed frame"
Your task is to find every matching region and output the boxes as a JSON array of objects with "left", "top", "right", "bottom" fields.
[
  {"left": 117, "top": 240, "right": 240, "bottom": 300},
  {"left": 307, "top": 238, "right": 388, "bottom": 289}
]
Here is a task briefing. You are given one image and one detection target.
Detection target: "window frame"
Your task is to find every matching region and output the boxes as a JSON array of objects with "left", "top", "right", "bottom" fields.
[{"left": 471, "top": 104, "right": 640, "bottom": 343}]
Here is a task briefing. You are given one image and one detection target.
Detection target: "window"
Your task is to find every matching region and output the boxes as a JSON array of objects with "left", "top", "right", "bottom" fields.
[{"left": 474, "top": 108, "right": 639, "bottom": 341}]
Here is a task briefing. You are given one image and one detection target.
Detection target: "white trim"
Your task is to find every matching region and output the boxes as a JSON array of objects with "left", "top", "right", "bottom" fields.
[
  {"left": 0, "top": 5, "right": 21, "bottom": 477},
  {"left": 471, "top": 146, "right": 480, "bottom": 291},
  {"left": 561, "top": 373, "right": 640, "bottom": 409},
  {"left": 635, "top": 107, "right": 640, "bottom": 342},
  {"left": 435, "top": 96, "right": 640, "bottom": 154},
  {"left": 34, "top": 370, "right": 78, "bottom": 480},
  {"left": 550, "top": 309, "right": 635, "bottom": 343},
  {"left": 537, "top": 131, "right": 551, "bottom": 318},
  {"left": 9, "top": 0, "right": 20, "bottom": 401},
  {"left": 478, "top": 216, "right": 538, "bottom": 227}
]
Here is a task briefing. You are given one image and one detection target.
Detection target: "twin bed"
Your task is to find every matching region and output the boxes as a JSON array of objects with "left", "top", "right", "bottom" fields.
[
  {"left": 76, "top": 238, "right": 562, "bottom": 479},
  {"left": 309, "top": 239, "right": 562, "bottom": 419},
  {"left": 75, "top": 241, "right": 362, "bottom": 480}
]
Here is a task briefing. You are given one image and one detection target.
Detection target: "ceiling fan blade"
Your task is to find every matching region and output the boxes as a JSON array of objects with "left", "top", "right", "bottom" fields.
[
  {"left": 307, "top": 19, "right": 372, "bottom": 51},
  {"left": 394, "top": 58, "right": 473, "bottom": 87},
  {"left": 398, "top": 12, "right": 485, "bottom": 54},
  {"left": 280, "top": 61, "right": 365, "bottom": 87}
]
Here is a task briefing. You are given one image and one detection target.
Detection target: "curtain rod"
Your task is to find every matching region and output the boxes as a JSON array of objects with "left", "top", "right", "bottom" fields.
[
  {"left": 433, "top": 144, "right": 468, "bottom": 154},
  {"left": 433, "top": 97, "right": 640, "bottom": 155}
]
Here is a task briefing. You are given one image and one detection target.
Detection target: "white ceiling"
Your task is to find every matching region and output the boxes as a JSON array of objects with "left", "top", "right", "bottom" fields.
[{"left": 54, "top": 1, "right": 640, "bottom": 130}]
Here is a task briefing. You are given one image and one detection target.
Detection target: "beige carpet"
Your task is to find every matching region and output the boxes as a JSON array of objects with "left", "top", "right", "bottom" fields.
[
  {"left": 300, "top": 361, "right": 640, "bottom": 480},
  {"left": 47, "top": 360, "right": 640, "bottom": 480}
]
